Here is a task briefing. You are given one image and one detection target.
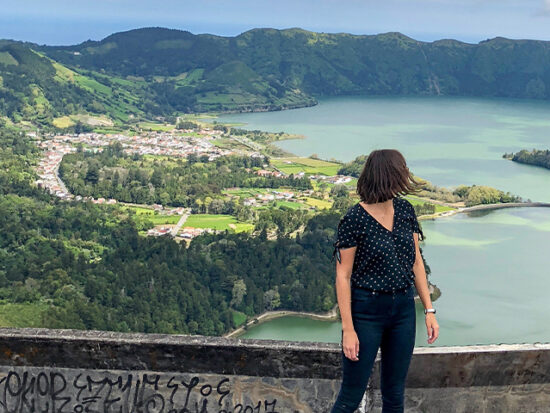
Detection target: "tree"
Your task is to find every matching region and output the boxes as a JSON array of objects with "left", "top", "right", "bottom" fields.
[
  {"left": 230, "top": 279, "right": 247, "bottom": 308},
  {"left": 264, "top": 287, "right": 281, "bottom": 311},
  {"left": 85, "top": 163, "right": 100, "bottom": 185},
  {"left": 330, "top": 184, "right": 348, "bottom": 198}
]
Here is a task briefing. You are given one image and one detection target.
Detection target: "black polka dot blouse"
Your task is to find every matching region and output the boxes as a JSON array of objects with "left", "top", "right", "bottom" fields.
[{"left": 331, "top": 196, "right": 425, "bottom": 292}]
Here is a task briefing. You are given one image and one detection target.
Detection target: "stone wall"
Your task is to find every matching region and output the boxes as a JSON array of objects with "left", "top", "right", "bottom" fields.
[{"left": 0, "top": 328, "right": 549, "bottom": 412}]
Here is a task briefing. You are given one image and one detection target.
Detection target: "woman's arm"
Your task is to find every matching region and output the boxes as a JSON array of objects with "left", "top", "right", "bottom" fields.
[
  {"left": 335, "top": 246, "right": 360, "bottom": 361},
  {"left": 412, "top": 232, "right": 439, "bottom": 344}
]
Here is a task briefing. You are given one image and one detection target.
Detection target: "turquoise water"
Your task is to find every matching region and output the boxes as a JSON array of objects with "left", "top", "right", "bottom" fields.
[
  {"left": 218, "top": 96, "right": 550, "bottom": 202},
  {"left": 217, "top": 96, "right": 550, "bottom": 346},
  {"left": 238, "top": 207, "right": 550, "bottom": 346}
]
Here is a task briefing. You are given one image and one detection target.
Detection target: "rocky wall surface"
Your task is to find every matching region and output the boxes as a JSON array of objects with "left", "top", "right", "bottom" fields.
[{"left": 0, "top": 328, "right": 549, "bottom": 412}]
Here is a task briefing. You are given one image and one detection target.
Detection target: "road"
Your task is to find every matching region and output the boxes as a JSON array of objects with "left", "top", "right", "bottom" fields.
[
  {"left": 54, "top": 164, "right": 70, "bottom": 194},
  {"left": 171, "top": 209, "right": 192, "bottom": 237}
]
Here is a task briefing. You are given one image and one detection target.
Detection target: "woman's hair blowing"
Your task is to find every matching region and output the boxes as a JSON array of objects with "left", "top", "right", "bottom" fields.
[{"left": 356, "top": 149, "right": 424, "bottom": 203}]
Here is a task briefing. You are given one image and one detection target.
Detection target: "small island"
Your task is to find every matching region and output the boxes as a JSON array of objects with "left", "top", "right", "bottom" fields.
[{"left": 503, "top": 149, "right": 550, "bottom": 170}]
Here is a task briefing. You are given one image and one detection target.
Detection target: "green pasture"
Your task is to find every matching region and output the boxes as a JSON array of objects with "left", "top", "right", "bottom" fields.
[
  {"left": 222, "top": 188, "right": 269, "bottom": 197},
  {"left": 185, "top": 214, "right": 253, "bottom": 232},
  {"left": 92, "top": 127, "right": 126, "bottom": 134},
  {"left": 52, "top": 116, "right": 75, "bottom": 128},
  {"left": 0, "top": 301, "right": 49, "bottom": 327},
  {"left": 119, "top": 205, "right": 181, "bottom": 224},
  {"left": 256, "top": 200, "right": 305, "bottom": 210},
  {"left": 274, "top": 200, "right": 303, "bottom": 209},
  {"left": 299, "top": 197, "right": 333, "bottom": 209},
  {"left": 405, "top": 195, "right": 456, "bottom": 213},
  {"left": 271, "top": 157, "right": 340, "bottom": 176},
  {"left": 231, "top": 310, "right": 247, "bottom": 327},
  {"left": 0, "top": 51, "right": 18, "bottom": 66},
  {"left": 147, "top": 215, "right": 181, "bottom": 225},
  {"left": 139, "top": 122, "right": 176, "bottom": 131}
]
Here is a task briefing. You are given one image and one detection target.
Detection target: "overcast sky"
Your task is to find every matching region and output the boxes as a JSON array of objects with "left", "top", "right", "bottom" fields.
[{"left": 1, "top": 0, "right": 550, "bottom": 45}]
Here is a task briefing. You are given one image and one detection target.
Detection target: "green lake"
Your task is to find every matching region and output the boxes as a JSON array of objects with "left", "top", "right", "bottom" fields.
[
  {"left": 237, "top": 207, "right": 550, "bottom": 346},
  {"left": 219, "top": 95, "right": 550, "bottom": 203},
  {"left": 218, "top": 96, "right": 550, "bottom": 346}
]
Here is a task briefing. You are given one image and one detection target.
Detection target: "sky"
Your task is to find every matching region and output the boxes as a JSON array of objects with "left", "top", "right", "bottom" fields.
[{"left": 1, "top": 0, "right": 550, "bottom": 45}]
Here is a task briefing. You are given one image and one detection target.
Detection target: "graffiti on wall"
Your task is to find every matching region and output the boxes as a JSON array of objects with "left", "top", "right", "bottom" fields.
[{"left": 0, "top": 369, "right": 280, "bottom": 413}]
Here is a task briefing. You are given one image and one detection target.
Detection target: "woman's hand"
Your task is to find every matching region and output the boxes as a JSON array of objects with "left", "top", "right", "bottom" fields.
[
  {"left": 425, "top": 313, "right": 439, "bottom": 344},
  {"left": 342, "top": 329, "right": 360, "bottom": 361}
]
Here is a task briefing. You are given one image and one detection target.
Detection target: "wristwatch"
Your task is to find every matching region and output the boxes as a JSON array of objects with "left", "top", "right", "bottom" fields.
[{"left": 424, "top": 308, "right": 436, "bottom": 314}]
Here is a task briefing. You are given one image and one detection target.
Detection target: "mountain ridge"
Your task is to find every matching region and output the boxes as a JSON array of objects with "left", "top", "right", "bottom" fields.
[{"left": 3, "top": 26, "right": 550, "bottom": 127}]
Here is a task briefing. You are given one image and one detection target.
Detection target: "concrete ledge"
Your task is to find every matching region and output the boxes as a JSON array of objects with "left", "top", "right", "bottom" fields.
[
  {"left": 1, "top": 328, "right": 550, "bottom": 412},
  {"left": 2, "top": 328, "right": 550, "bottom": 385}
]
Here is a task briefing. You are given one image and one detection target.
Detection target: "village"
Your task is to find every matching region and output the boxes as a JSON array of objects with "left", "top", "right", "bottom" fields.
[{"left": 31, "top": 127, "right": 354, "bottom": 240}]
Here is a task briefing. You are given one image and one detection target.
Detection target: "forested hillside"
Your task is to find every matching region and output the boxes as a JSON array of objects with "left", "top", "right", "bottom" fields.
[
  {"left": 4, "top": 27, "right": 550, "bottom": 126},
  {"left": 42, "top": 28, "right": 550, "bottom": 99},
  {"left": 0, "top": 44, "right": 153, "bottom": 126},
  {"left": 2, "top": 125, "right": 401, "bottom": 334}
]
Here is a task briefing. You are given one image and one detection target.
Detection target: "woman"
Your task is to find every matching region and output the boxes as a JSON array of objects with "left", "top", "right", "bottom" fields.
[{"left": 330, "top": 149, "right": 439, "bottom": 413}]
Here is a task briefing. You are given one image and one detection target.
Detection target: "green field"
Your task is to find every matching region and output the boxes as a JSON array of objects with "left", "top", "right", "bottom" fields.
[
  {"left": 231, "top": 310, "right": 247, "bottom": 327},
  {"left": 52, "top": 116, "right": 75, "bottom": 128},
  {"left": 222, "top": 188, "right": 271, "bottom": 197},
  {"left": 405, "top": 195, "right": 456, "bottom": 213},
  {"left": 0, "top": 302, "right": 49, "bottom": 327},
  {"left": 175, "top": 68, "right": 205, "bottom": 86},
  {"left": 273, "top": 200, "right": 304, "bottom": 209},
  {"left": 147, "top": 215, "right": 181, "bottom": 225},
  {"left": 53, "top": 114, "right": 114, "bottom": 129},
  {"left": 185, "top": 214, "right": 254, "bottom": 232},
  {"left": 119, "top": 205, "right": 182, "bottom": 224},
  {"left": 255, "top": 200, "right": 307, "bottom": 210},
  {"left": 119, "top": 205, "right": 155, "bottom": 215},
  {"left": 139, "top": 122, "right": 176, "bottom": 131},
  {"left": 271, "top": 157, "right": 340, "bottom": 176},
  {"left": 299, "top": 197, "right": 333, "bottom": 209},
  {"left": 0, "top": 51, "right": 18, "bottom": 66},
  {"left": 92, "top": 127, "right": 126, "bottom": 134}
]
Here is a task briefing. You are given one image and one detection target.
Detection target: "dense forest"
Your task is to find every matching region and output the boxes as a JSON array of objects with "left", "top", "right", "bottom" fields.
[
  {"left": 58, "top": 142, "right": 312, "bottom": 208},
  {"left": 2, "top": 126, "right": 433, "bottom": 335},
  {"left": 504, "top": 149, "right": 550, "bottom": 170},
  {"left": 4, "top": 27, "right": 550, "bottom": 125}
]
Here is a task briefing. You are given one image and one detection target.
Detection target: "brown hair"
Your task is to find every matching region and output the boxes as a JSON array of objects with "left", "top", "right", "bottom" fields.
[{"left": 356, "top": 149, "right": 424, "bottom": 203}]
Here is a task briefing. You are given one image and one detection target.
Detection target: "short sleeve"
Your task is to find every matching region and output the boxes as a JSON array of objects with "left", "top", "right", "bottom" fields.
[
  {"left": 331, "top": 213, "right": 358, "bottom": 263},
  {"left": 404, "top": 200, "right": 425, "bottom": 241}
]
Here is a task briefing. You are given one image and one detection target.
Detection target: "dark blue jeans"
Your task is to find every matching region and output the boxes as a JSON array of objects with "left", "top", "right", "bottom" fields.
[{"left": 330, "top": 286, "right": 416, "bottom": 413}]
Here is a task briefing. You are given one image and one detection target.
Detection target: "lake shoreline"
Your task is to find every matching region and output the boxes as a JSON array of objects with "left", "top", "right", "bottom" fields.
[
  {"left": 217, "top": 98, "right": 550, "bottom": 341},
  {"left": 418, "top": 201, "right": 550, "bottom": 221},
  {"left": 224, "top": 284, "right": 440, "bottom": 339}
]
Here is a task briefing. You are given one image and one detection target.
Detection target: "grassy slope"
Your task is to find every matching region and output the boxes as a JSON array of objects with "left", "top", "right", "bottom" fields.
[
  {"left": 0, "top": 301, "right": 49, "bottom": 327},
  {"left": 40, "top": 27, "right": 550, "bottom": 102},
  {"left": 0, "top": 45, "right": 149, "bottom": 126},
  {"left": 5, "top": 27, "right": 550, "bottom": 126}
]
